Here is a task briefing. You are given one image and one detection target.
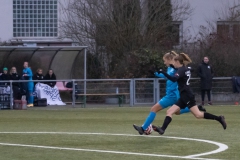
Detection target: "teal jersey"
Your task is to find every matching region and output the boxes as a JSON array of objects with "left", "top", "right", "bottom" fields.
[
  {"left": 154, "top": 67, "right": 179, "bottom": 98},
  {"left": 23, "top": 67, "right": 34, "bottom": 90}
]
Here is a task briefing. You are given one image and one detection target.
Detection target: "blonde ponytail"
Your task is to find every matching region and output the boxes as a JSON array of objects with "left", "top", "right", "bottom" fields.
[
  {"left": 163, "top": 50, "right": 178, "bottom": 60},
  {"left": 170, "top": 51, "right": 178, "bottom": 56}
]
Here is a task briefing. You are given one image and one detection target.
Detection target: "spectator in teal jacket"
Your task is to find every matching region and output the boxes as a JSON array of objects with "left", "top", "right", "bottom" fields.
[{"left": 22, "top": 62, "right": 34, "bottom": 107}]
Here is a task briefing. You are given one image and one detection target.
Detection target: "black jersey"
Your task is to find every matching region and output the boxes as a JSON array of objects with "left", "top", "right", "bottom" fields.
[{"left": 161, "top": 66, "right": 194, "bottom": 96}]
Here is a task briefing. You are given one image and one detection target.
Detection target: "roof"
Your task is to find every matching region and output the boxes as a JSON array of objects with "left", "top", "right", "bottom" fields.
[
  {"left": 0, "top": 46, "right": 88, "bottom": 52},
  {"left": 0, "top": 46, "right": 88, "bottom": 79}
]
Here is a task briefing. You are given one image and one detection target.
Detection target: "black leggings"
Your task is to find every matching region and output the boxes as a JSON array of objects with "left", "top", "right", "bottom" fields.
[{"left": 201, "top": 89, "right": 211, "bottom": 101}]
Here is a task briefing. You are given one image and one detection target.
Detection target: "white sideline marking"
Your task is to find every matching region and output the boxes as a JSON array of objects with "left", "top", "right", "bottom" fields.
[
  {"left": 0, "top": 142, "right": 219, "bottom": 160},
  {"left": 0, "top": 132, "right": 228, "bottom": 160}
]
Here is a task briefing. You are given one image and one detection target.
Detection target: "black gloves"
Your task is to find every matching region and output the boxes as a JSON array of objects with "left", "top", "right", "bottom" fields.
[
  {"left": 169, "top": 64, "right": 176, "bottom": 69},
  {"left": 157, "top": 68, "right": 163, "bottom": 74}
]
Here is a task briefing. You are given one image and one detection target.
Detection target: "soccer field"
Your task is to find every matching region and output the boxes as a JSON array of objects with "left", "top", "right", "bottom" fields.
[{"left": 0, "top": 105, "right": 238, "bottom": 160}]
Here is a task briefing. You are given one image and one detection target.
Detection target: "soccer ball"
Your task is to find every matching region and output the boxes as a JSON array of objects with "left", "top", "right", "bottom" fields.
[{"left": 144, "top": 124, "right": 153, "bottom": 135}]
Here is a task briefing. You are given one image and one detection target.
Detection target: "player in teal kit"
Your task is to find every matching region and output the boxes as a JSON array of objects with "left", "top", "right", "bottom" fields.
[{"left": 133, "top": 51, "right": 205, "bottom": 135}]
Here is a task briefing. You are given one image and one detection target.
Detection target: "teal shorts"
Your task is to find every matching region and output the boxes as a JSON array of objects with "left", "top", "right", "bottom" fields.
[{"left": 158, "top": 96, "right": 178, "bottom": 109}]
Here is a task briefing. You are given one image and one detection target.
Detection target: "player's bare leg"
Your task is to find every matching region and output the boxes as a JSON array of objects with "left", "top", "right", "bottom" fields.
[
  {"left": 153, "top": 105, "right": 180, "bottom": 135},
  {"left": 190, "top": 105, "right": 226, "bottom": 129}
]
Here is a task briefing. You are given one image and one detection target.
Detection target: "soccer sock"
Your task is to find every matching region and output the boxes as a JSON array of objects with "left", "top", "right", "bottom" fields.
[
  {"left": 204, "top": 112, "right": 220, "bottom": 121},
  {"left": 180, "top": 107, "right": 190, "bottom": 114},
  {"left": 161, "top": 116, "right": 172, "bottom": 131},
  {"left": 142, "top": 112, "right": 156, "bottom": 130}
]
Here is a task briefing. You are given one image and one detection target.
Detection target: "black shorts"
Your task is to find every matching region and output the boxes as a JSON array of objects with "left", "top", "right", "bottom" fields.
[{"left": 175, "top": 92, "right": 196, "bottom": 109}]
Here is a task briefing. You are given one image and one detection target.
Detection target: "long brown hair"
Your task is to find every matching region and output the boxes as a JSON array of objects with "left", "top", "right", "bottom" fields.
[{"left": 174, "top": 53, "right": 192, "bottom": 65}]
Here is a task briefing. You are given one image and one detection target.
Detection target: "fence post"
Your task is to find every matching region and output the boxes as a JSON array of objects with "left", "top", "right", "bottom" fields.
[
  {"left": 154, "top": 78, "right": 159, "bottom": 104},
  {"left": 10, "top": 81, "right": 13, "bottom": 109},
  {"left": 133, "top": 79, "right": 136, "bottom": 106},
  {"left": 130, "top": 79, "right": 134, "bottom": 107},
  {"left": 159, "top": 79, "right": 161, "bottom": 99},
  {"left": 72, "top": 79, "right": 75, "bottom": 108}
]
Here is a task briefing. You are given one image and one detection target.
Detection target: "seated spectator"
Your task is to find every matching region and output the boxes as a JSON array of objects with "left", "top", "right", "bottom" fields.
[
  {"left": 33, "top": 68, "right": 44, "bottom": 86},
  {"left": 0, "top": 67, "right": 10, "bottom": 86},
  {"left": 44, "top": 69, "right": 56, "bottom": 88},
  {"left": 34, "top": 69, "right": 65, "bottom": 105},
  {"left": 9, "top": 67, "right": 21, "bottom": 99}
]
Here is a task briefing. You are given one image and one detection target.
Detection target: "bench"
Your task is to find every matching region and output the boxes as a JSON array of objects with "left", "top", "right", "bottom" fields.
[
  {"left": 76, "top": 93, "right": 130, "bottom": 107},
  {"left": 56, "top": 82, "right": 85, "bottom": 106},
  {"left": 56, "top": 82, "right": 72, "bottom": 92}
]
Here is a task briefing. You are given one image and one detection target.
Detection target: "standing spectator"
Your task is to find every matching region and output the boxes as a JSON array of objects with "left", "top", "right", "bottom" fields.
[
  {"left": 0, "top": 67, "right": 10, "bottom": 86},
  {"left": 22, "top": 62, "right": 34, "bottom": 107},
  {"left": 198, "top": 56, "right": 214, "bottom": 105},
  {"left": 44, "top": 69, "right": 56, "bottom": 88},
  {"left": 33, "top": 68, "right": 44, "bottom": 87},
  {"left": 9, "top": 67, "right": 21, "bottom": 100}
]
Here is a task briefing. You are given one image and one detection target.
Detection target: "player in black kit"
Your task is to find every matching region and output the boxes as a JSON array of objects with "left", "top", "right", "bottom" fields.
[{"left": 152, "top": 53, "right": 227, "bottom": 135}]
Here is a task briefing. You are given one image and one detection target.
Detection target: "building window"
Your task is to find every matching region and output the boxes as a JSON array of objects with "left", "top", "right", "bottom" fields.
[
  {"left": 13, "top": 0, "right": 58, "bottom": 38},
  {"left": 171, "top": 21, "right": 183, "bottom": 46},
  {"left": 217, "top": 21, "right": 240, "bottom": 40}
]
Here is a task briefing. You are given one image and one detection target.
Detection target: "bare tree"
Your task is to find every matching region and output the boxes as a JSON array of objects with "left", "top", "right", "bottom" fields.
[
  {"left": 60, "top": 0, "right": 193, "bottom": 78},
  {"left": 187, "top": 0, "right": 240, "bottom": 77},
  {"left": 182, "top": 0, "right": 240, "bottom": 77}
]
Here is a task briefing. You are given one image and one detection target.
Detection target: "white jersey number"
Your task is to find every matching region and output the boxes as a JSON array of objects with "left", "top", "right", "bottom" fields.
[{"left": 185, "top": 71, "right": 191, "bottom": 85}]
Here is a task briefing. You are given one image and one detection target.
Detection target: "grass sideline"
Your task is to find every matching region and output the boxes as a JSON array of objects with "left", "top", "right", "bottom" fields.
[{"left": 0, "top": 105, "right": 238, "bottom": 160}]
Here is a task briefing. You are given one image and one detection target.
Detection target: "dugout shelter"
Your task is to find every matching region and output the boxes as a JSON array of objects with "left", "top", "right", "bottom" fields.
[{"left": 0, "top": 46, "right": 87, "bottom": 80}]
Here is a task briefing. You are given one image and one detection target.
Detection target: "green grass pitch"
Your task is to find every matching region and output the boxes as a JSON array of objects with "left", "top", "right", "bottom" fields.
[{"left": 0, "top": 105, "right": 238, "bottom": 160}]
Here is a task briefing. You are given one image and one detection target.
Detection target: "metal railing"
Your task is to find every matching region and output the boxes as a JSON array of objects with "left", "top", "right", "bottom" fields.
[{"left": 0, "top": 77, "right": 235, "bottom": 109}]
